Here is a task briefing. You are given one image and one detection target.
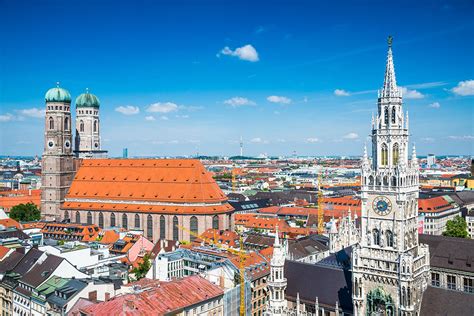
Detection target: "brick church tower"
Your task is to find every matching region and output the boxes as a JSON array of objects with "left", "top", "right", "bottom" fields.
[{"left": 41, "top": 83, "right": 75, "bottom": 220}]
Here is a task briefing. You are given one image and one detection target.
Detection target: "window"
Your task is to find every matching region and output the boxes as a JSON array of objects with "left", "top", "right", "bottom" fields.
[
  {"left": 391, "top": 106, "right": 396, "bottom": 124},
  {"left": 386, "top": 230, "right": 394, "bottom": 247},
  {"left": 160, "top": 215, "right": 166, "bottom": 239},
  {"left": 381, "top": 144, "right": 388, "bottom": 166},
  {"left": 64, "top": 117, "right": 69, "bottom": 130},
  {"left": 93, "top": 120, "right": 97, "bottom": 133},
  {"left": 49, "top": 117, "right": 54, "bottom": 129},
  {"left": 147, "top": 215, "right": 153, "bottom": 239},
  {"left": 190, "top": 216, "right": 198, "bottom": 242},
  {"left": 75, "top": 211, "right": 81, "bottom": 223},
  {"left": 87, "top": 211, "right": 92, "bottom": 225},
  {"left": 393, "top": 143, "right": 399, "bottom": 165},
  {"left": 173, "top": 216, "right": 179, "bottom": 241},
  {"left": 135, "top": 214, "right": 140, "bottom": 228},
  {"left": 447, "top": 275, "right": 456, "bottom": 290},
  {"left": 64, "top": 210, "right": 69, "bottom": 220},
  {"left": 80, "top": 120, "right": 84, "bottom": 132},
  {"left": 384, "top": 107, "right": 388, "bottom": 124},
  {"left": 431, "top": 273, "right": 440, "bottom": 287},
  {"left": 464, "top": 278, "right": 473, "bottom": 293},
  {"left": 122, "top": 214, "right": 128, "bottom": 229},
  {"left": 373, "top": 229, "right": 380, "bottom": 246},
  {"left": 98, "top": 212, "right": 104, "bottom": 228},
  {"left": 212, "top": 215, "right": 219, "bottom": 230},
  {"left": 110, "top": 213, "right": 116, "bottom": 227}
]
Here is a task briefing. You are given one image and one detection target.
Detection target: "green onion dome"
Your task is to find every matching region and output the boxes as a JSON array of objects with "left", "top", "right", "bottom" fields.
[
  {"left": 75, "top": 89, "right": 100, "bottom": 108},
  {"left": 45, "top": 84, "right": 71, "bottom": 103}
]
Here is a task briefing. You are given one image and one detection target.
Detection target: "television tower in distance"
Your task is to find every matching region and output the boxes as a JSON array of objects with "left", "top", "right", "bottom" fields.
[{"left": 240, "top": 136, "right": 243, "bottom": 157}]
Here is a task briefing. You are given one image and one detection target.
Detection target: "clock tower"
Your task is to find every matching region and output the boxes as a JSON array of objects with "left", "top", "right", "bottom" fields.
[{"left": 351, "top": 37, "right": 430, "bottom": 316}]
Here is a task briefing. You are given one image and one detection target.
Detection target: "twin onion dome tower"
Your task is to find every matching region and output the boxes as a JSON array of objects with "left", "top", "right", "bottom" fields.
[{"left": 41, "top": 83, "right": 107, "bottom": 219}]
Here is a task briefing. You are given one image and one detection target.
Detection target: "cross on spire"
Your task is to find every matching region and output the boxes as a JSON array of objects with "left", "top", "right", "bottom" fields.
[{"left": 381, "top": 36, "right": 400, "bottom": 98}]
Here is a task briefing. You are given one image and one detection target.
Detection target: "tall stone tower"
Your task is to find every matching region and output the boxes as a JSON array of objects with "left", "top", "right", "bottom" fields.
[
  {"left": 351, "top": 37, "right": 430, "bottom": 315},
  {"left": 74, "top": 89, "right": 107, "bottom": 158},
  {"left": 41, "top": 83, "right": 75, "bottom": 220},
  {"left": 265, "top": 227, "right": 288, "bottom": 316}
]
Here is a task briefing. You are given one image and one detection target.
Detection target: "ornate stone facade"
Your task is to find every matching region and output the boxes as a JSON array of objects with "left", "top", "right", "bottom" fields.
[
  {"left": 41, "top": 84, "right": 75, "bottom": 220},
  {"left": 351, "top": 37, "right": 430, "bottom": 316},
  {"left": 328, "top": 208, "right": 360, "bottom": 254}
]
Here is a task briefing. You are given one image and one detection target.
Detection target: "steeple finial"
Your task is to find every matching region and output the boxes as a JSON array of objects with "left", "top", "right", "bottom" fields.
[
  {"left": 381, "top": 36, "right": 399, "bottom": 98},
  {"left": 274, "top": 225, "right": 280, "bottom": 247},
  {"left": 56, "top": 81, "right": 60, "bottom": 88},
  {"left": 86, "top": 87, "right": 89, "bottom": 94}
]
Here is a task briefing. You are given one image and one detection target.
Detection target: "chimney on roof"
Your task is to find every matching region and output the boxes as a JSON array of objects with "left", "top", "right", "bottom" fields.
[{"left": 88, "top": 290, "right": 97, "bottom": 302}]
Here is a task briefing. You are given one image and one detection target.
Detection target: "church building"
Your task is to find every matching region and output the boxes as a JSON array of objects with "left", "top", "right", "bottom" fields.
[{"left": 40, "top": 86, "right": 234, "bottom": 241}]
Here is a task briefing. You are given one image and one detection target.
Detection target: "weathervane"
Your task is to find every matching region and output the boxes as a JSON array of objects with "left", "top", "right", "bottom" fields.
[{"left": 387, "top": 35, "right": 393, "bottom": 48}]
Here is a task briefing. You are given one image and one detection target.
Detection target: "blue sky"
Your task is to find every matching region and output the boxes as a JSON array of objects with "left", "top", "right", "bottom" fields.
[{"left": 0, "top": 0, "right": 473, "bottom": 157}]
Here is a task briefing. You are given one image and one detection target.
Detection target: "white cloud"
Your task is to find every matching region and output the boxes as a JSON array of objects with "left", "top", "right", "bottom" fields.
[
  {"left": 224, "top": 97, "right": 256, "bottom": 107},
  {"left": 447, "top": 135, "right": 474, "bottom": 141},
  {"left": 267, "top": 95, "right": 292, "bottom": 104},
  {"left": 420, "top": 137, "right": 435, "bottom": 143},
  {"left": 147, "top": 102, "right": 179, "bottom": 113},
  {"left": 250, "top": 137, "right": 263, "bottom": 143},
  {"left": 160, "top": 116, "right": 169, "bottom": 120},
  {"left": 400, "top": 87, "right": 424, "bottom": 99},
  {"left": 451, "top": 80, "right": 474, "bottom": 96},
  {"left": 115, "top": 105, "right": 140, "bottom": 115},
  {"left": 343, "top": 132, "right": 359, "bottom": 139},
  {"left": 306, "top": 138, "right": 319, "bottom": 143},
  {"left": 334, "top": 89, "right": 350, "bottom": 96},
  {"left": 0, "top": 113, "right": 14, "bottom": 122},
  {"left": 145, "top": 116, "right": 156, "bottom": 121},
  {"left": 179, "top": 105, "right": 203, "bottom": 111},
  {"left": 175, "top": 114, "right": 190, "bottom": 119},
  {"left": 219, "top": 44, "right": 259, "bottom": 62},
  {"left": 428, "top": 102, "right": 441, "bottom": 109},
  {"left": 18, "top": 108, "right": 44, "bottom": 118}
]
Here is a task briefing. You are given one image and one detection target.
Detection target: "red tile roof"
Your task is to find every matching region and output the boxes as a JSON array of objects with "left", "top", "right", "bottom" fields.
[
  {"left": 64, "top": 159, "right": 233, "bottom": 215},
  {"left": 418, "top": 196, "right": 454, "bottom": 213},
  {"left": 0, "top": 190, "right": 40, "bottom": 212},
  {"left": 0, "top": 245, "right": 12, "bottom": 260},
  {"left": 80, "top": 275, "right": 223, "bottom": 315},
  {"left": 0, "top": 218, "right": 22, "bottom": 229},
  {"left": 198, "top": 229, "right": 240, "bottom": 247}
]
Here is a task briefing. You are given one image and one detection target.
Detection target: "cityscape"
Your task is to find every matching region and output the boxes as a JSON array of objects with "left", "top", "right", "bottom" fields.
[{"left": 0, "top": 1, "right": 473, "bottom": 316}]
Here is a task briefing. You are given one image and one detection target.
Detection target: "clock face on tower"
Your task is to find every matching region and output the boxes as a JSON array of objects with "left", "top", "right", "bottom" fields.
[{"left": 372, "top": 196, "right": 392, "bottom": 216}]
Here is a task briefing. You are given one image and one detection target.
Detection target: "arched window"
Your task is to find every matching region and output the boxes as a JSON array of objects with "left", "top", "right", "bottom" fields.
[
  {"left": 384, "top": 107, "right": 389, "bottom": 124},
  {"left": 369, "top": 176, "right": 374, "bottom": 185},
  {"left": 87, "top": 211, "right": 92, "bottom": 225},
  {"left": 110, "top": 213, "right": 116, "bottom": 227},
  {"left": 373, "top": 229, "right": 380, "bottom": 246},
  {"left": 407, "top": 287, "right": 411, "bottom": 305},
  {"left": 391, "top": 176, "right": 397, "bottom": 187},
  {"left": 122, "top": 214, "right": 128, "bottom": 229},
  {"left": 212, "top": 215, "right": 219, "bottom": 230},
  {"left": 135, "top": 214, "right": 140, "bottom": 228},
  {"left": 64, "top": 210, "right": 69, "bottom": 221},
  {"left": 80, "top": 120, "right": 84, "bottom": 132},
  {"left": 75, "top": 211, "right": 81, "bottom": 223},
  {"left": 391, "top": 106, "right": 396, "bottom": 124},
  {"left": 173, "top": 216, "right": 179, "bottom": 241},
  {"left": 147, "top": 215, "right": 153, "bottom": 239},
  {"left": 160, "top": 215, "right": 166, "bottom": 239},
  {"left": 383, "top": 176, "right": 388, "bottom": 186},
  {"left": 49, "top": 117, "right": 54, "bottom": 129},
  {"left": 190, "top": 216, "right": 198, "bottom": 242},
  {"left": 64, "top": 117, "right": 69, "bottom": 130},
  {"left": 393, "top": 143, "right": 399, "bottom": 165},
  {"left": 93, "top": 120, "right": 97, "bottom": 133},
  {"left": 386, "top": 230, "right": 394, "bottom": 247},
  {"left": 98, "top": 212, "right": 104, "bottom": 228},
  {"left": 381, "top": 144, "right": 388, "bottom": 166}
]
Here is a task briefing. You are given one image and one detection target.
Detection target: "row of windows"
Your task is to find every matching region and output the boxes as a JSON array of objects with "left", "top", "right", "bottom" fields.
[
  {"left": 78, "top": 120, "right": 98, "bottom": 133},
  {"left": 74, "top": 211, "right": 220, "bottom": 241},
  {"left": 78, "top": 110, "right": 98, "bottom": 115},
  {"left": 47, "top": 105, "right": 70, "bottom": 111},
  {"left": 49, "top": 116, "right": 70, "bottom": 130},
  {"left": 372, "top": 229, "right": 394, "bottom": 247},
  {"left": 432, "top": 273, "right": 474, "bottom": 293},
  {"left": 383, "top": 106, "right": 398, "bottom": 125},
  {"left": 380, "top": 143, "right": 399, "bottom": 166}
]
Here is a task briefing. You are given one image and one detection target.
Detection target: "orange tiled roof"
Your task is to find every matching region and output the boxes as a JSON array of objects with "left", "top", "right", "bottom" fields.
[
  {"left": 64, "top": 159, "right": 233, "bottom": 215},
  {"left": 418, "top": 196, "right": 454, "bottom": 213},
  {"left": 199, "top": 229, "right": 239, "bottom": 247},
  {"left": 0, "top": 218, "right": 22, "bottom": 229},
  {"left": 41, "top": 223, "right": 100, "bottom": 242},
  {"left": 0, "top": 245, "right": 11, "bottom": 260},
  {"left": 0, "top": 190, "right": 40, "bottom": 211},
  {"left": 98, "top": 230, "right": 120, "bottom": 244}
]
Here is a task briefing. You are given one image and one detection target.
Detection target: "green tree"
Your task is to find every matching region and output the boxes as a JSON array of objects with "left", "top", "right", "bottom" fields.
[
  {"left": 9, "top": 203, "right": 41, "bottom": 222},
  {"left": 131, "top": 252, "right": 152, "bottom": 280},
  {"left": 443, "top": 215, "right": 468, "bottom": 238}
]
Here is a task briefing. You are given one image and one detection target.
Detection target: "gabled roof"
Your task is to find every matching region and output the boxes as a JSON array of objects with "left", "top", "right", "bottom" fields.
[
  {"left": 21, "top": 254, "right": 64, "bottom": 288},
  {"left": 420, "top": 286, "right": 474, "bottom": 315},
  {"left": 66, "top": 159, "right": 227, "bottom": 204}
]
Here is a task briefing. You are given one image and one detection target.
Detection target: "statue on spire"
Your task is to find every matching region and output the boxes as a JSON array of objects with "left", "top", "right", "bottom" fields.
[{"left": 388, "top": 35, "right": 393, "bottom": 48}]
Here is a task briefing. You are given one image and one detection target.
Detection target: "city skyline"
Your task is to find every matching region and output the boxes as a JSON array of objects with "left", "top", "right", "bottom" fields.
[{"left": 1, "top": 0, "right": 473, "bottom": 157}]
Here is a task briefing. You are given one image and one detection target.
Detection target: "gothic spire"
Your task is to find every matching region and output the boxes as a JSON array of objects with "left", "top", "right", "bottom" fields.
[{"left": 381, "top": 36, "right": 400, "bottom": 98}]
